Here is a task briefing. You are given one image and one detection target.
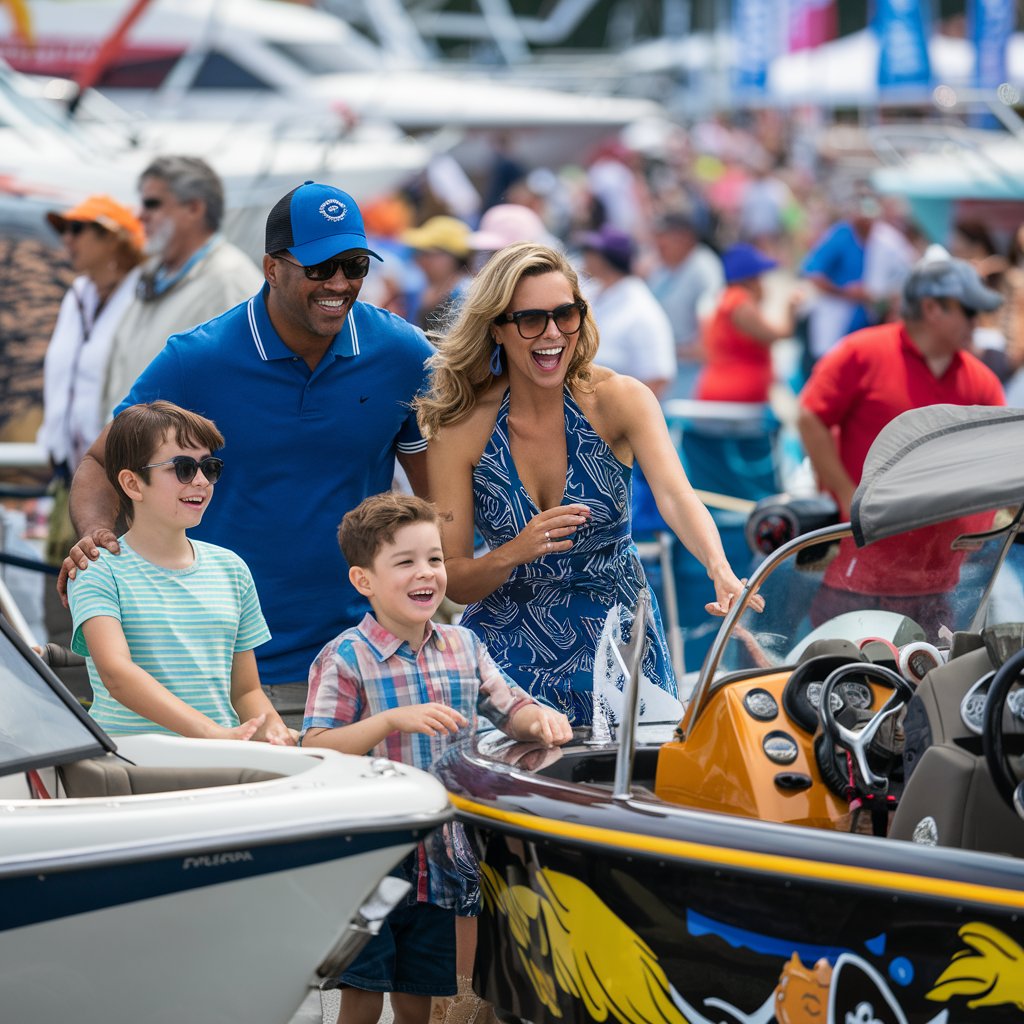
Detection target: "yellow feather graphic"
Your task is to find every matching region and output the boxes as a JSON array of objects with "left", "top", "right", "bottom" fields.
[
  {"left": 926, "top": 922, "right": 1024, "bottom": 1010},
  {"left": 481, "top": 861, "right": 689, "bottom": 1024}
]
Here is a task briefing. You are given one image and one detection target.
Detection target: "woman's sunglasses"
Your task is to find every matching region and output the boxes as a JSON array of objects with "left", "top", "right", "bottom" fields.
[
  {"left": 142, "top": 455, "right": 224, "bottom": 485},
  {"left": 493, "top": 300, "right": 587, "bottom": 340},
  {"left": 275, "top": 253, "right": 371, "bottom": 282}
]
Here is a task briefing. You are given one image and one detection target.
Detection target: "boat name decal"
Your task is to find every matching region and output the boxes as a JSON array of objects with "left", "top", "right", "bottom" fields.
[{"left": 181, "top": 851, "right": 254, "bottom": 870}]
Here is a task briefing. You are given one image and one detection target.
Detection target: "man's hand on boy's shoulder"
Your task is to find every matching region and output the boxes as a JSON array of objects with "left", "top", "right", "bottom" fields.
[
  {"left": 389, "top": 702, "right": 468, "bottom": 737},
  {"left": 512, "top": 705, "right": 573, "bottom": 747},
  {"left": 58, "top": 529, "right": 121, "bottom": 606}
]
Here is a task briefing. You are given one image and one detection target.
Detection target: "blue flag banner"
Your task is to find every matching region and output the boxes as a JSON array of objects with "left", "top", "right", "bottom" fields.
[
  {"left": 969, "top": 0, "right": 1014, "bottom": 89},
  {"left": 875, "top": 0, "right": 931, "bottom": 95},
  {"left": 733, "top": 0, "right": 779, "bottom": 95}
]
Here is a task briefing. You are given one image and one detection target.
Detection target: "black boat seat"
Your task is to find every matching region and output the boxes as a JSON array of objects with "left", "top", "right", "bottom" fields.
[{"left": 59, "top": 753, "right": 282, "bottom": 798}]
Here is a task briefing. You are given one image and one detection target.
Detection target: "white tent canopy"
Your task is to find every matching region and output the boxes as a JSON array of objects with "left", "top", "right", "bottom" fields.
[{"left": 767, "top": 29, "right": 1024, "bottom": 106}]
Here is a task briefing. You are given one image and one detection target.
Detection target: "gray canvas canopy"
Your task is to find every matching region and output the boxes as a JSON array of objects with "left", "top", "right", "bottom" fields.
[{"left": 851, "top": 405, "right": 1024, "bottom": 547}]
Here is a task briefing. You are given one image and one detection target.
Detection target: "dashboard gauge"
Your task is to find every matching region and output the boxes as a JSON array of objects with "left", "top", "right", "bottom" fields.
[
  {"left": 898, "top": 642, "right": 944, "bottom": 684},
  {"left": 805, "top": 681, "right": 844, "bottom": 713},
  {"left": 960, "top": 671, "right": 996, "bottom": 735},
  {"left": 763, "top": 731, "right": 799, "bottom": 765},
  {"left": 743, "top": 688, "right": 779, "bottom": 721},
  {"left": 1008, "top": 689, "right": 1024, "bottom": 721},
  {"left": 838, "top": 680, "right": 872, "bottom": 710}
]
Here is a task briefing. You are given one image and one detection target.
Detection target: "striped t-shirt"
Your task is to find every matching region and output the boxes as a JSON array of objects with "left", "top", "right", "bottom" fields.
[{"left": 69, "top": 538, "right": 271, "bottom": 736}]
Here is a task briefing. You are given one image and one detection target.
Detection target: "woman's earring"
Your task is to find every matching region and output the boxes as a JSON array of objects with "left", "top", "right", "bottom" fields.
[{"left": 489, "top": 344, "right": 503, "bottom": 376}]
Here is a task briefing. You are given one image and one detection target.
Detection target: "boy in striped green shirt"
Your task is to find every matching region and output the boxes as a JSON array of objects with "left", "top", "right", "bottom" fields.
[{"left": 67, "top": 401, "right": 293, "bottom": 744}]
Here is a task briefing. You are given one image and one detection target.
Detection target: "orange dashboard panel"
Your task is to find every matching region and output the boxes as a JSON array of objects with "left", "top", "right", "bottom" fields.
[{"left": 655, "top": 672, "right": 849, "bottom": 828}]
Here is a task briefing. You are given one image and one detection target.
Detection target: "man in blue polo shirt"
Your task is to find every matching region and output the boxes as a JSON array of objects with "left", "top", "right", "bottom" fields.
[{"left": 59, "top": 181, "right": 433, "bottom": 725}]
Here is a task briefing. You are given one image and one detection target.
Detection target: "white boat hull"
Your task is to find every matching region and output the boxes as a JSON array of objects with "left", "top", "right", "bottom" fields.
[{"left": 0, "top": 735, "right": 451, "bottom": 1024}]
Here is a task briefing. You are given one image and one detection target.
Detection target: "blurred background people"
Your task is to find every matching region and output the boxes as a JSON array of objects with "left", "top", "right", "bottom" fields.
[
  {"left": 696, "top": 243, "right": 797, "bottom": 405},
  {"left": 581, "top": 225, "right": 675, "bottom": 398},
  {"left": 646, "top": 210, "right": 724, "bottom": 400},
  {"left": 100, "top": 156, "right": 262, "bottom": 419},
  {"left": 401, "top": 214, "right": 472, "bottom": 332},
  {"left": 799, "top": 194, "right": 877, "bottom": 370},
  {"left": 40, "top": 195, "right": 146, "bottom": 563},
  {"left": 467, "top": 203, "right": 556, "bottom": 271}
]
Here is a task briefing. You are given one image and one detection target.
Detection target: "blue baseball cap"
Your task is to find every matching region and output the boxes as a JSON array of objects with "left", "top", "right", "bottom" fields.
[
  {"left": 264, "top": 181, "right": 381, "bottom": 266},
  {"left": 722, "top": 242, "right": 777, "bottom": 284}
]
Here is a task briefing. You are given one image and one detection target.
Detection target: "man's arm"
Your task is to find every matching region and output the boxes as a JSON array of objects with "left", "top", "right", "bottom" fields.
[
  {"left": 397, "top": 448, "right": 429, "bottom": 499},
  {"left": 797, "top": 405, "right": 857, "bottom": 518},
  {"left": 57, "top": 422, "right": 121, "bottom": 604}
]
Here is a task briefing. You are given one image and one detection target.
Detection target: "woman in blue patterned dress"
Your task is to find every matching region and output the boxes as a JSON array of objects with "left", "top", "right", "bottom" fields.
[{"left": 416, "top": 243, "right": 756, "bottom": 725}]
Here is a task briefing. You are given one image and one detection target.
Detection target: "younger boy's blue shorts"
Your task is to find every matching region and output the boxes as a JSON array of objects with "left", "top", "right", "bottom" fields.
[{"left": 340, "top": 900, "right": 457, "bottom": 997}]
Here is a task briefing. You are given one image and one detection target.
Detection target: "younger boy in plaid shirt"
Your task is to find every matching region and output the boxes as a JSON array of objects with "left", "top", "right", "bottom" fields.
[{"left": 303, "top": 492, "right": 571, "bottom": 1024}]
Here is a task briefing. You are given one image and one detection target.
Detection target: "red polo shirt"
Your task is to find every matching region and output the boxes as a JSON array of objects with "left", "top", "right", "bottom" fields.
[{"left": 800, "top": 322, "right": 1005, "bottom": 596}]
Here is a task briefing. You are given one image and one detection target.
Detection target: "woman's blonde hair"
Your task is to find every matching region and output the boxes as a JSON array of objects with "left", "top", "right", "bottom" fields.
[{"left": 415, "top": 242, "right": 598, "bottom": 438}]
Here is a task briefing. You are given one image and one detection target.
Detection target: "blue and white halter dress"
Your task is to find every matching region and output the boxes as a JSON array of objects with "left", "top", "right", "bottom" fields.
[{"left": 459, "top": 388, "right": 677, "bottom": 725}]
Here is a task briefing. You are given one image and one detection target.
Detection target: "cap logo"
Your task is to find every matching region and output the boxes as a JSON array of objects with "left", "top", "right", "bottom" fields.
[{"left": 319, "top": 199, "right": 347, "bottom": 222}]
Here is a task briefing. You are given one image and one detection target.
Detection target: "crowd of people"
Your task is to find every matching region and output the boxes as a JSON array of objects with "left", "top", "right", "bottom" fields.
[{"left": 26, "top": 108, "right": 1022, "bottom": 1024}]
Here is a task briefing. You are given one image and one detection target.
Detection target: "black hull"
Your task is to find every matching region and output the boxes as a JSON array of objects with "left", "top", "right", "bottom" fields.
[{"left": 440, "top": 742, "right": 1024, "bottom": 1024}]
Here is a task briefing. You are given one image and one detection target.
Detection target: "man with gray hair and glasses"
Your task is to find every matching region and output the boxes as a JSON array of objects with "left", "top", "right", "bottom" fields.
[{"left": 100, "top": 155, "right": 261, "bottom": 417}]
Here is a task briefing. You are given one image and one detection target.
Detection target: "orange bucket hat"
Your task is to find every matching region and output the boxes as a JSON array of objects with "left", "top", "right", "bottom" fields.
[{"left": 46, "top": 194, "right": 145, "bottom": 253}]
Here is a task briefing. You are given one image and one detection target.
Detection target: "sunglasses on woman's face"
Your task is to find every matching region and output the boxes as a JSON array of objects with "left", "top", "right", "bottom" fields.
[
  {"left": 142, "top": 455, "right": 224, "bottom": 485},
  {"left": 493, "top": 300, "right": 587, "bottom": 340},
  {"left": 275, "top": 253, "right": 371, "bottom": 282}
]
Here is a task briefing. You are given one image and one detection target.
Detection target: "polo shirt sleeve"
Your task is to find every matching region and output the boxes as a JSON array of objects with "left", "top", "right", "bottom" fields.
[
  {"left": 303, "top": 637, "right": 365, "bottom": 732},
  {"left": 234, "top": 561, "right": 271, "bottom": 653},
  {"left": 799, "top": 339, "right": 864, "bottom": 428},
  {"left": 68, "top": 555, "right": 121, "bottom": 658},
  {"left": 395, "top": 325, "right": 434, "bottom": 455},
  {"left": 471, "top": 632, "right": 533, "bottom": 728},
  {"left": 113, "top": 336, "right": 188, "bottom": 419}
]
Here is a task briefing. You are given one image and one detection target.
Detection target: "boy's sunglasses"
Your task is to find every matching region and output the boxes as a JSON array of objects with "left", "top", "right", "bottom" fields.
[
  {"left": 275, "top": 252, "right": 371, "bottom": 282},
  {"left": 142, "top": 455, "right": 224, "bottom": 484}
]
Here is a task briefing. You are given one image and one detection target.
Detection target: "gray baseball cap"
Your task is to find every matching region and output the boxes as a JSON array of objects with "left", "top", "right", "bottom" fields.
[{"left": 903, "top": 257, "right": 1003, "bottom": 313}]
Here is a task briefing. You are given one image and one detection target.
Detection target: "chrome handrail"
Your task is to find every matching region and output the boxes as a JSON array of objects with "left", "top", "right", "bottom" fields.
[
  {"left": 612, "top": 587, "right": 653, "bottom": 799},
  {"left": 676, "top": 522, "right": 853, "bottom": 742}
]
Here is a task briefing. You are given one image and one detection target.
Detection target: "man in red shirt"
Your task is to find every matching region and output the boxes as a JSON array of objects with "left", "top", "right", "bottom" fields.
[{"left": 798, "top": 256, "right": 1005, "bottom": 632}]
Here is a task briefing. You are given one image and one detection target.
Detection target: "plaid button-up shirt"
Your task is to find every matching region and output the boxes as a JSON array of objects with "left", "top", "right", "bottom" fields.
[{"left": 304, "top": 613, "right": 534, "bottom": 910}]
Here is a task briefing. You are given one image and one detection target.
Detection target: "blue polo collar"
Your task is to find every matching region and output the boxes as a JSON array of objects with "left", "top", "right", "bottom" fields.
[{"left": 246, "top": 283, "right": 360, "bottom": 362}]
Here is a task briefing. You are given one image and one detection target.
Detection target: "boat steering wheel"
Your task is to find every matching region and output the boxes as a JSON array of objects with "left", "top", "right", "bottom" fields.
[
  {"left": 982, "top": 647, "right": 1024, "bottom": 814},
  {"left": 817, "top": 663, "right": 915, "bottom": 801}
]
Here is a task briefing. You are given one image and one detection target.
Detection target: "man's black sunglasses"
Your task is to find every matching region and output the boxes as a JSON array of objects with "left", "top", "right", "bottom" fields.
[
  {"left": 142, "top": 455, "right": 224, "bottom": 485},
  {"left": 62, "top": 221, "right": 103, "bottom": 237},
  {"left": 274, "top": 252, "right": 371, "bottom": 282},
  {"left": 492, "top": 300, "right": 587, "bottom": 340}
]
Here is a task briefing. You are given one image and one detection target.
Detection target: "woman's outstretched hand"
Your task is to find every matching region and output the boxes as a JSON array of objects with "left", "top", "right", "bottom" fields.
[
  {"left": 705, "top": 567, "right": 765, "bottom": 617},
  {"left": 512, "top": 504, "right": 591, "bottom": 564}
]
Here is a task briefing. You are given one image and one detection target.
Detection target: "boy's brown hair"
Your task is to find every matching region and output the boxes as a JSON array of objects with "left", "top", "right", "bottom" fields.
[
  {"left": 105, "top": 401, "right": 224, "bottom": 525},
  {"left": 339, "top": 493, "right": 442, "bottom": 569}
]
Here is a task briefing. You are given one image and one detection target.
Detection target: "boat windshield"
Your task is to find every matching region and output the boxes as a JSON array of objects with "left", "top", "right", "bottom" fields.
[
  {"left": 0, "top": 621, "right": 110, "bottom": 779},
  {"left": 710, "top": 514, "right": 1024, "bottom": 681}
]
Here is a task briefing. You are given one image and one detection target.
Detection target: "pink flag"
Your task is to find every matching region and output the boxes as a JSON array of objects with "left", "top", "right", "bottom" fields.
[{"left": 788, "top": 0, "right": 835, "bottom": 52}]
